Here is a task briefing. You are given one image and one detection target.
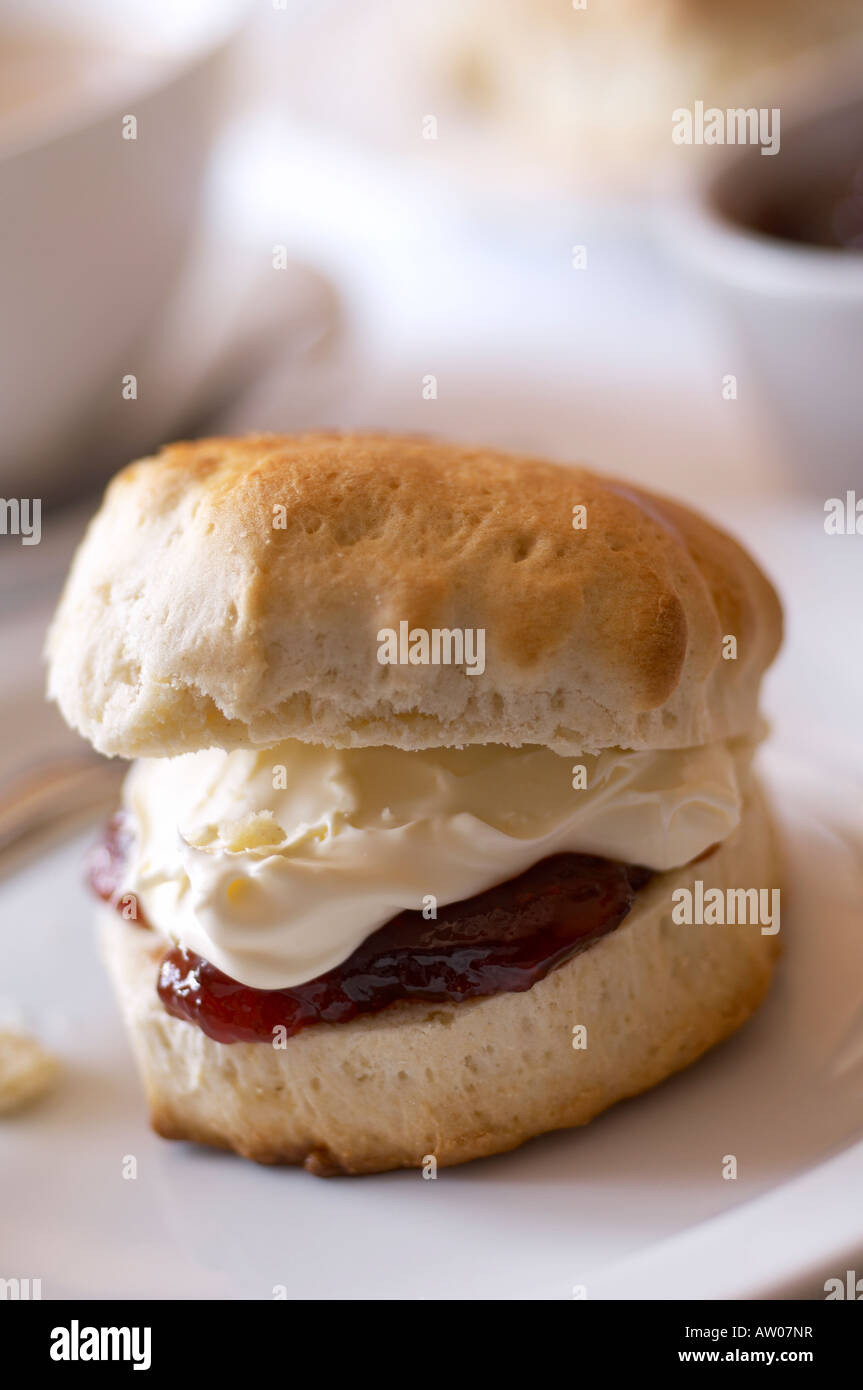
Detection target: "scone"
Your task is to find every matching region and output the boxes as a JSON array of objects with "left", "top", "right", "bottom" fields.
[
  {"left": 411, "top": 0, "right": 863, "bottom": 187},
  {"left": 46, "top": 433, "right": 783, "bottom": 1174}
]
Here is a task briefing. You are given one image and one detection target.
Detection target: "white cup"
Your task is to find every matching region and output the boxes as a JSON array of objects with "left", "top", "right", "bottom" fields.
[{"left": 0, "top": 0, "right": 249, "bottom": 502}]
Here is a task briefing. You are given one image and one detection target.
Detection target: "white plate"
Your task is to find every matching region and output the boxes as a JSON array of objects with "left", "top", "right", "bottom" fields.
[{"left": 1, "top": 745, "right": 862, "bottom": 1301}]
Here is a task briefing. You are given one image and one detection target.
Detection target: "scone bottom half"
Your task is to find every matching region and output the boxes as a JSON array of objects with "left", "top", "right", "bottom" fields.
[{"left": 94, "top": 785, "right": 781, "bottom": 1176}]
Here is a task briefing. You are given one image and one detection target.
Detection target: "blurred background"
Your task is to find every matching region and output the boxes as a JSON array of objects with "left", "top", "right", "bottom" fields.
[{"left": 1, "top": 0, "right": 862, "bottom": 1301}]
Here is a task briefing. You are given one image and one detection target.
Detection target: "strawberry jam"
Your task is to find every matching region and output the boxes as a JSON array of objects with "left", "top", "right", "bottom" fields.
[
  {"left": 91, "top": 815, "right": 651, "bottom": 1045},
  {"left": 88, "top": 812, "right": 136, "bottom": 907}
]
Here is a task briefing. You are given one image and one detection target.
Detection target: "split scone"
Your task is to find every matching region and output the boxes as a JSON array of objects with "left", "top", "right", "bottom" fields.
[{"left": 46, "top": 434, "right": 783, "bottom": 1174}]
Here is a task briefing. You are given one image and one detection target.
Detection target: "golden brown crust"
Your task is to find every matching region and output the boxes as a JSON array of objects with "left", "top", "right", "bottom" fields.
[
  {"left": 47, "top": 433, "right": 782, "bottom": 757},
  {"left": 99, "top": 783, "right": 781, "bottom": 1175}
]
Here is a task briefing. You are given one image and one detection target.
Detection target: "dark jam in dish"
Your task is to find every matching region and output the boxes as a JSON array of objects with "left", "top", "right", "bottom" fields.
[
  {"left": 92, "top": 814, "right": 651, "bottom": 1045},
  {"left": 753, "top": 167, "right": 863, "bottom": 251}
]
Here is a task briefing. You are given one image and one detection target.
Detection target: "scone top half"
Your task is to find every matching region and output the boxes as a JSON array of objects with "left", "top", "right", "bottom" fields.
[
  {"left": 46, "top": 433, "right": 782, "bottom": 998},
  {"left": 47, "top": 433, "right": 781, "bottom": 759}
]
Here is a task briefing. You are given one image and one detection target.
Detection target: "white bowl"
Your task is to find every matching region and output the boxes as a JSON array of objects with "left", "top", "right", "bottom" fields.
[
  {"left": 0, "top": 0, "right": 247, "bottom": 502},
  {"left": 659, "top": 61, "right": 863, "bottom": 496}
]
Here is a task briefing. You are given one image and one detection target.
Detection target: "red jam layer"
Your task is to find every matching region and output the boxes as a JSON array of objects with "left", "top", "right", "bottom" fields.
[
  {"left": 91, "top": 815, "right": 651, "bottom": 1045},
  {"left": 88, "top": 812, "right": 137, "bottom": 908}
]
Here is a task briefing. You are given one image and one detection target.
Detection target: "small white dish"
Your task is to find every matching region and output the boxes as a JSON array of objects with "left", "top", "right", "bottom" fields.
[{"left": 658, "top": 45, "right": 863, "bottom": 497}]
